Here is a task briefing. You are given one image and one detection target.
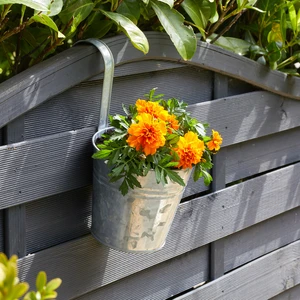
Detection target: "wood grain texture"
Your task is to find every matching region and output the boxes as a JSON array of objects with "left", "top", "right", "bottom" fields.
[
  {"left": 190, "top": 91, "right": 300, "bottom": 147},
  {"left": 225, "top": 126, "right": 300, "bottom": 183},
  {"left": 25, "top": 186, "right": 92, "bottom": 254},
  {"left": 224, "top": 206, "right": 300, "bottom": 273},
  {"left": 270, "top": 284, "right": 300, "bottom": 300},
  {"left": 0, "top": 127, "right": 94, "bottom": 209},
  {"left": 1, "top": 32, "right": 300, "bottom": 130},
  {"left": 3, "top": 115, "right": 27, "bottom": 257},
  {"left": 23, "top": 125, "right": 300, "bottom": 254},
  {"left": 1, "top": 98, "right": 300, "bottom": 208},
  {"left": 17, "top": 163, "right": 300, "bottom": 298},
  {"left": 74, "top": 246, "right": 209, "bottom": 300},
  {"left": 175, "top": 240, "right": 300, "bottom": 300},
  {"left": 23, "top": 67, "right": 213, "bottom": 140}
]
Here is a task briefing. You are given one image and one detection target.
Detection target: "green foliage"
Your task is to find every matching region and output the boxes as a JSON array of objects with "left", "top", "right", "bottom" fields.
[
  {"left": 92, "top": 89, "right": 220, "bottom": 195},
  {"left": 0, "top": 253, "right": 61, "bottom": 300},
  {"left": 1, "top": 0, "right": 300, "bottom": 82}
]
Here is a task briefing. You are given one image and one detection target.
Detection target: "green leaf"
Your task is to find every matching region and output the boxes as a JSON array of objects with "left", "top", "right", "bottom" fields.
[
  {"left": 9, "top": 282, "right": 29, "bottom": 298},
  {"left": 101, "top": 10, "right": 149, "bottom": 54},
  {"left": 267, "top": 41, "right": 281, "bottom": 64},
  {"left": 83, "top": 19, "right": 113, "bottom": 39},
  {"left": 0, "top": 0, "right": 51, "bottom": 11},
  {"left": 181, "top": 0, "right": 215, "bottom": 35},
  {"left": 193, "top": 163, "right": 201, "bottom": 181},
  {"left": 155, "top": 167, "right": 161, "bottom": 184},
  {"left": 44, "top": 291, "right": 58, "bottom": 299},
  {"left": 157, "top": 0, "right": 173, "bottom": 8},
  {"left": 280, "top": 9, "right": 286, "bottom": 44},
  {"left": 120, "top": 179, "right": 129, "bottom": 195},
  {"left": 36, "top": 271, "right": 47, "bottom": 292},
  {"left": 288, "top": 2, "right": 297, "bottom": 33},
  {"left": 45, "top": 278, "right": 62, "bottom": 292},
  {"left": 208, "top": 35, "right": 252, "bottom": 55},
  {"left": 92, "top": 149, "right": 112, "bottom": 159},
  {"left": 59, "top": 0, "right": 94, "bottom": 25},
  {"left": 24, "top": 291, "right": 38, "bottom": 300},
  {"left": 30, "top": 14, "right": 59, "bottom": 32},
  {"left": 48, "top": 0, "right": 63, "bottom": 16},
  {"left": 151, "top": 0, "right": 197, "bottom": 60},
  {"left": 164, "top": 161, "right": 179, "bottom": 168},
  {"left": 165, "top": 169, "right": 185, "bottom": 186},
  {"left": 117, "top": 0, "right": 141, "bottom": 24}
]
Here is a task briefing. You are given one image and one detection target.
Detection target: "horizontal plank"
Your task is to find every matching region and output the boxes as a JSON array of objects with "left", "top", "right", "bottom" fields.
[
  {"left": 25, "top": 186, "right": 92, "bottom": 254},
  {"left": 224, "top": 206, "right": 300, "bottom": 272},
  {"left": 270, "top": 284, "right": 300, "bottom": 300},
  {"left": 74, "top": 246, "right": 208, "bottom": 300},
  {"left": 1, "top": 32, "right": 300, "bottom": 129},
  {"left": 191, "top": 91, "right": 300, "bottom": 147},
  {"left": 225, "top": 126, "right": 300, "bottom": 183},
  {"left": 17, "top": 162, "right": 300, "bottom": 298},
  {"left": 0, "top": 127, "right": 94, "bottom": 209},
  {"left": 89, "top": 60, "right": 186, "bottom": 80},
  {"left": 23, "top": 67, "right": 213, "bottom": 139},
  {"left": 175, "top": 240, "right": 300, "bottom": 300}
]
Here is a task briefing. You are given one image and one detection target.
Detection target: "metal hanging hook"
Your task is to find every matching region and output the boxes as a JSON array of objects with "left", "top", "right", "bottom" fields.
[{"left": 75, "top": 38, "right": 115, "bottom": 131}]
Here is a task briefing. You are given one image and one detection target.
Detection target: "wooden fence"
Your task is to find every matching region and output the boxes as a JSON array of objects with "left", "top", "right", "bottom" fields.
[{"left": 0, "top": 32, "right": 300, "bottom": 299}]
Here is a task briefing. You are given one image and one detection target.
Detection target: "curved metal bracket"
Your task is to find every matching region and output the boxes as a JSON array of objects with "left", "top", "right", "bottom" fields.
[{"left": 75, "top": 38, "right": 115, "bottom": 131}]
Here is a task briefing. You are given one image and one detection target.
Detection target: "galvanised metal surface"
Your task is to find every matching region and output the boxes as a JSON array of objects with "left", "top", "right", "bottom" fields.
[{"left": 92, "top": 129, "right": 192, "bottom": 253}]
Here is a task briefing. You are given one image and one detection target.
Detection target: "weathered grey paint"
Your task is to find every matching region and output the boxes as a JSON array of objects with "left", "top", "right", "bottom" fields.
[
  {"left": 175, "top": 240, "right": 300, "bottom": 300},
  {"left": 3, "top": 116, "right": 26, "bottom": 257},
  {"left": 74, "top": 246, "right": 209, "bottom": 300}
]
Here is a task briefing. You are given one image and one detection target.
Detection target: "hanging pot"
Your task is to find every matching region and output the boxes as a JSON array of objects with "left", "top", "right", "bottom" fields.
[
  {"left": 92, "top": 128, "right": 191, "bottom": 253},
  {"left": 78, "top": 38, "right": 191, "bottom": 253}
]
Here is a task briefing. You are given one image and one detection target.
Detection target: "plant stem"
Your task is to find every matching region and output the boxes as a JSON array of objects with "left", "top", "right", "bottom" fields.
[{"left": 210, "top": 9, "right": 245, "bottom": 44}]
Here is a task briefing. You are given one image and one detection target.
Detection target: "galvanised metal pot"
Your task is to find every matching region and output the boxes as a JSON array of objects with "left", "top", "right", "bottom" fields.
[
  {"left": 92, "top": 129, "right": 192, "bottom": 253},
  {"left": 81, "top": 38, "right": 191, "bottom": 253}
]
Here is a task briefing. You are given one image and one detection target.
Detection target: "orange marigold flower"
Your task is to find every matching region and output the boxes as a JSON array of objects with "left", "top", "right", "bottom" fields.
[
  {"left": 136, "top": 99, "right": 169, "bottom": 121},
  {"left": 127, "top": 113, "right": 167, "bottom": 156},
  {"left": 167, "top": 114, "right": 179, "bottom": 132},
  {"left": 174, "top": 131, "right": 205, "bottom": 169},
  {"left": 207, "top": 130, "right": 223, "bottom": 152}
]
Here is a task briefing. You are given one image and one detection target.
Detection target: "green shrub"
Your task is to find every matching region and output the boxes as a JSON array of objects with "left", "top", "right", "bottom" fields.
[{"left": 0, "top": 253, "right": 61, "bottom": 300}]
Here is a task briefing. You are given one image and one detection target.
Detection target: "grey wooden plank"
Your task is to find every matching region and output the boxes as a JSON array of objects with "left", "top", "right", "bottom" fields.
[
  {"left": 210, "top": 73, "right": 228, "bottom": 280},
  {"left": 270, "top": 284, "right": 300, "bottom": 300},
  {"left": 224, "top": 206, "right": 300, "bottom": 273},
  {"left": 191, "top": 91, "right": 300, "bottom": 147},
  {"left": 0, "top": 127, "right": 94, "bottom": 209},
  {"left": 23, "top": 67, "right": 213, "bottom": 140},
  {"left": 25, "top": 186, "right": 92, "bottom": 254},
  {"left": 175, "top": 240, "right": 300, "bottom": 300},
  {"left": 2, "top": 32, "right": 300, "bottom": 130},
  {"left": 226, "top": 126, "right": 300, "bottom": 183},
  {"left": 17, "top": 162, "right": 300, "bottom": 299},
  {"left": 89, "top": 60, "right": 186, "bottom": 81},
  {"left": 227, "top": 77, "right": 256, "bottom": 96},
  {"left": 74, "top": 246, "right": 209, "bottom": 300},
  {"left": 4, "top": 205, "right": 26, "bottom": 257},
  {"left": 0, "top": 211, "right": 5, "bottom": 253},
  {"left": 3, "top": 116, "right": 27, "bottom": 257},
  {"left": 2, "top": 96, "right": 300, "bottom": 207}
]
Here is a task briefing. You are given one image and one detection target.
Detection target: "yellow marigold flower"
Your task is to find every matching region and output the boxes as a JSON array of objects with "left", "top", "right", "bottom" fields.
[
  {"left": 207, "top": 130, "right": 223, "bottom": 152},
  {"left": 127, "top": 113, "right": 167, "bottom": 156},
  {"left": 136, "top": 99, "right": 169, "bottom": 121},
  {"left": 167, "top": 114, "right": 179, "bottom": 132},
  {"left": 174, "top": 131, "right": 205, "bottom": 169}
]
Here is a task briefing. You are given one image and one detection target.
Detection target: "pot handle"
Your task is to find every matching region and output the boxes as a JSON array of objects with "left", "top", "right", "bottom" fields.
[{"left": 75, "top": 38, "right": 115, "bottom": 131}]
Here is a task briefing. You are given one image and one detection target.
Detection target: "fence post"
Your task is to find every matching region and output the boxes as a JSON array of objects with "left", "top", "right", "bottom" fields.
[
  {"left": 3, "top": 116, "right": 27, "bottom": 257},
  {"left": 209, "top": 73, "right": 227, "bottom": 280}
]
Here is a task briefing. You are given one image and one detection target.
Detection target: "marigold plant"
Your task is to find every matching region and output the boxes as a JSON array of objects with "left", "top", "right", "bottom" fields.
[{"left": 93, "top": 89, "right": 222, "bottom": 195}]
